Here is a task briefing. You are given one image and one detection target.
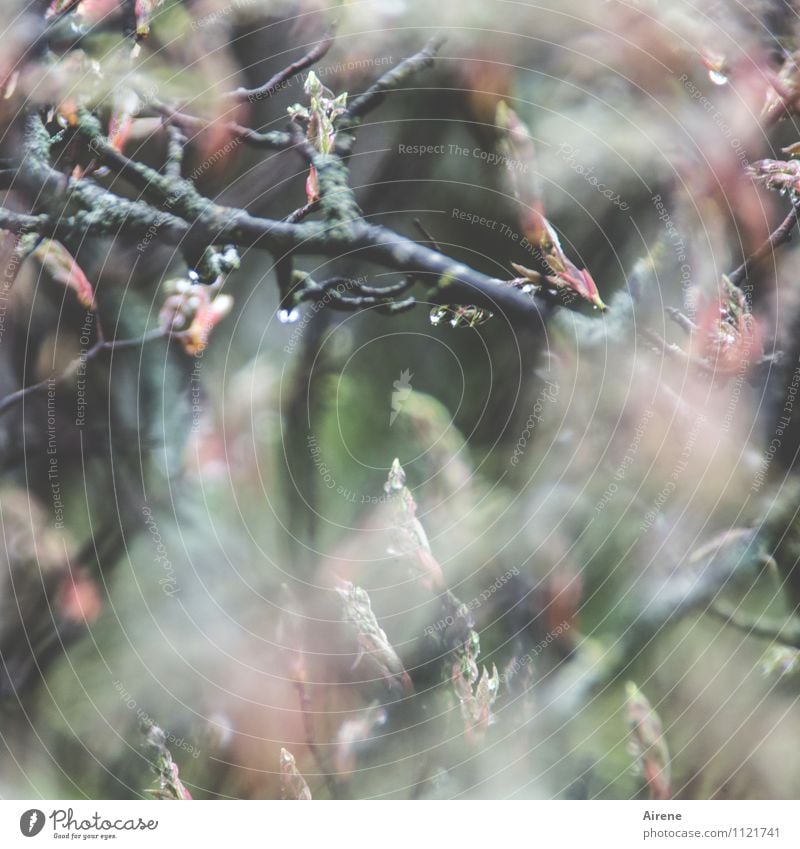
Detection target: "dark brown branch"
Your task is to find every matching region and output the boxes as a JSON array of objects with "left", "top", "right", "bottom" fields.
[
  {"left": 284, "top": 200, "right": 320, "bottom": 224},
  {"left": 639, "top": 327, "right": 697, "bottom": 367},
  {"left": 5, "top": 188, "right": 543, "bottom": 328},
  {"left": 0, "top": 208, "right": 49, "bottom": 234},
  {"left": 147, "top": 99, "right": 292, "bottom": 151},
  {"left": 290, "top": 273, "right": 415, "bottom": 314},
  {"left": 164, "top": 123, "right": 187, "bottom": 180},
  {"left": 343, "top": 34, "right": 446, "bottom": 122},
  {"left": 4, "top": 44, "right": 547, "bottom": 328},
  {"left": 287, "top": 120, "right": 361, "bottom": 223},
  {"left": 413, "top": 217, "right": 443, "bottom": 253},
  {"left": 639, "top": 326, "right": 775, "bottom": 380},
  {"left": 121, "top": 0, "right": 137, "bottom": 40},
  {"left": 665, "top": 306, "right": 697, "bottom": 334},
  {"left": 7, "top": 199, "right": 543, "bottom": 325},
  {"left": 225, "top": 27, "right": 337, "bottom": 104},
  {"left": 706, "top": 602, "right": 800, "bottom": 648},
  {"left": 728, "top": 202, "right": 800, "bottom": 287},
  {"left": 0, "top": 328, "right": 169, "bottom": 417},
  {"left": 545, "top": 529, "right": 775, "bottom": 714},
  {"left": 554, "top": 486, "right": 800, "bottom": 709},
  {"left": 80, "top": 118, "right": 192, "bottom": 208}
]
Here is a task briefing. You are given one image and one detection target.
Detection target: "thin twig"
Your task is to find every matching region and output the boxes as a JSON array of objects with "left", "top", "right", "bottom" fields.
[
  {"left": 761, "top": 73, "right": 800, "bottom": 131},
  {"left": 728, "top": 202, "right": 800, "bottom": 287},
  {"left": 0, "top": 328, "right": 169, "bottom": 417},
  {"left": 639, "top": 327, "right": 697, "bottom": 367},
  {"left": 665, "top": 306, "right": 698, "bottom": 334},
  {"left": 638, "top": 326, "right": 776, "bottom": 380},
  {"left": 147, "top": 99, "right": 292, "bottom": 151},
  {"left": 291, "top": 273, "right": 415, "bottom": 314},
  {"left": 413, "top": 217, "right": 442, "bottom": 253},
  {"left": 342, "top": 35, "right": 446, "bottom": 123},
  {"left": 225, "top": 27, "right": 337, "bottom": 104},
  {"left": 284, "top": 200, "right": 320, "bottom": 223},
  {"left": 707, "top": 602, "right": 800, "bottom": 648}
]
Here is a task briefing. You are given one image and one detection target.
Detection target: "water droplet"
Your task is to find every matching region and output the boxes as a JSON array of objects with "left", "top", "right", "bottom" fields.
[
  {"left": 278, "top": 308, "right": 300, "bottom": 324},
  {"left": 709, "top": 70, "right": 728, "bottom": 86},
  {"left": 429, "top": 306, "right": 447, "bottom": 326}
]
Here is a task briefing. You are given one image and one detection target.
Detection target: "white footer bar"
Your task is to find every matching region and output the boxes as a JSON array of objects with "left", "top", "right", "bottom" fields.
[{"left": 1, "top": 800, "right": 797, "bottom": 847}]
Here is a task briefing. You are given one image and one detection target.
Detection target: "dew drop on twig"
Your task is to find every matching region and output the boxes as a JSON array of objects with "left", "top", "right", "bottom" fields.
[
  {"left": 278, "top": 308, "right": 300, "bottom": 324},
  {"left": 429, "top": 307, "right": 445, "bottom": 326}
]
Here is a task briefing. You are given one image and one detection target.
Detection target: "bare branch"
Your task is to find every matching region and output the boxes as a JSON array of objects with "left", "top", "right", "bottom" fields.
[
  {"left": 665, "top": 306, "right": 698, "bottom": 334},
  {"left": 284, "top": 200, "right": 320, "bottom": 224},
  {"left": 147, "top": 99, "right": 292, "bottom": 151},
  {"left": 290, "top": 273, "right": 415, "bottom": 314},
  {"left": 728, "top": 201, "right": 800, "bottom": 287},
  {"left": 342, "top": 35, "right": 446, "bottom": 124},
  {"left": 706, "top": 602, "right": 800, "bottom": 648},
  {"left": 413, "top": 217, "right": 443, "bottom": 253},
  {"left": 226, "top": 27, "right": 337, "bottom": 104},
  {"left": 164, "top": 123, "right": 187, "bottom": 180},
  {"left": 1, "top": 42, "right": 551, "bottom": 331},
  {"left": 0, "top": 328, "right": 169, "bottom": 417}
]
